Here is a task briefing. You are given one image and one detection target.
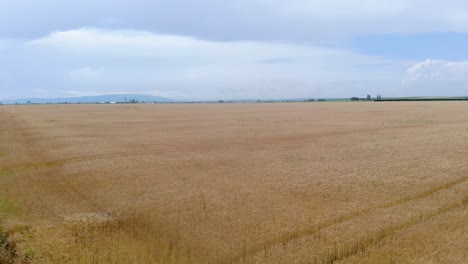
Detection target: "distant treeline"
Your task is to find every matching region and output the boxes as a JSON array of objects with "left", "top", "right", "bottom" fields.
[{"left": 375, "top": 98, "right": 468, "bottom": 102}]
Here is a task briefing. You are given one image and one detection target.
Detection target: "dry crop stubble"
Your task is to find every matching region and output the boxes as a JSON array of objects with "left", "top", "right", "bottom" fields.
[{"left": 0, "top": 102, "right": 466, "bottom": 263}]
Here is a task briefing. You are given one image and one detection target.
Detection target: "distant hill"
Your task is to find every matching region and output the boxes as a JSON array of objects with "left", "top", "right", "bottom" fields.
[{"left": 1, "top": 94, "right": 174, "bottom": 104}]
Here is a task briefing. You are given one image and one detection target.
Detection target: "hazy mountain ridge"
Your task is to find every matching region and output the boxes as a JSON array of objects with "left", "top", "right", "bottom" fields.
[{"left": 1, "top": 94, "right": 173, "bottom": 104}]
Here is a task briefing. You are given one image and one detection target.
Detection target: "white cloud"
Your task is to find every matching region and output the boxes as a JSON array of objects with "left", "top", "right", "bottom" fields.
[
  {"left": 28, "top": 28, "right": 337, "bottom": 61},
  {"left": 406, "top": 59, "right": 468, "bottom": 81},
  {"left": 19, "top": 28, "right": 404, "bottom": 99},
  {"left": 4, "top": 2, "right": 468, "bottom": 100},
  {"left": 401, "top": 59, "right": 468, "bottom": 96},
  {"left": 15, "top": 28, "right": 468, "bottom": 100},
  {"left": 4, "top": 1, "right": 468, "bottom": 41}
]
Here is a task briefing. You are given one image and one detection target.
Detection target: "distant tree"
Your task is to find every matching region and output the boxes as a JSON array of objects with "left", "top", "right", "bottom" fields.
[{"left": 351, "top": 97, "right": 360, "bottom": 101}]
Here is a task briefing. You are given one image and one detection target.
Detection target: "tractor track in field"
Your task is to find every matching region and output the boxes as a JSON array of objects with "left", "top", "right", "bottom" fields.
[
  {"left": 318, "top": 199, "right": 465, "bottom": 264},
  {"left": 230, "top": 174, "right": 468, "bottom": 263}
]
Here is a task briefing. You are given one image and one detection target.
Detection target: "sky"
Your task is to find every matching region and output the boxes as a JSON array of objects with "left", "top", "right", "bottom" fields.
[{"left": 1, "top": 0, "right": 468, "bottom": 100}]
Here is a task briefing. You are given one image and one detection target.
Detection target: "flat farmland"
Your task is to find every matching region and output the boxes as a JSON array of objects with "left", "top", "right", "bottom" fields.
[{"left": 0, "top": 102, "right": 467, "bottom": 263}]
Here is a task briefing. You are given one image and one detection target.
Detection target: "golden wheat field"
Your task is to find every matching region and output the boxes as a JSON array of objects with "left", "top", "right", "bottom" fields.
[{"left": 0, "top": 102, "right": 467, "bottom": 263}]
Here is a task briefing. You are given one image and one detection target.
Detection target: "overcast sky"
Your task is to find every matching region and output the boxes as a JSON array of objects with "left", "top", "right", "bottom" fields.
[{"left": 1, "top": 0, "right": 468, "bottom": 100}]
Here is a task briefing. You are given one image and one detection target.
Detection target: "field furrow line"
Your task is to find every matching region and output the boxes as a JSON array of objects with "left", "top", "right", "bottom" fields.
[
  {"left": 317, "top": 198, "right": 465, "bottom": 264},
  {"left": 230, "top": 174, "right": 468, "bottom": 263}
]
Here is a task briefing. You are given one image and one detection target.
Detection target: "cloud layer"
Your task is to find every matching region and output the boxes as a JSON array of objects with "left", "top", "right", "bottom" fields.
[
  {"left": 1, "top": 28, "right": 404, "bottom": 100},
  {"left": 2, "top": 2, "right": 468, "bottom": 100},
  {"left": 3, "top": 1, "right": 468, "bottom": 41}
]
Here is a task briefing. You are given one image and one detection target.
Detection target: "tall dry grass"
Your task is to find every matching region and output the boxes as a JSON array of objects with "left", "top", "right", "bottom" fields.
[{"left": 0, "top": 102, "right": 467, "bottom": 263}]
